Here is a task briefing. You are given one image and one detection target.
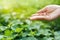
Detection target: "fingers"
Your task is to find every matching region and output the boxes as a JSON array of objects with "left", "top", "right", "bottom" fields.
[
  {"left": 32, "top": 13, "right": 47, "bottom": 17},
  {"left": 32, "top": 13, "right": 39, "bottom": 16},
  {"left": 30, "top": 16, "right": 46, "bottom": 20},
  {"left": 37, "top": 7, "right": 47, "bottom": 13},
  {"left": 30, "top": 8, "right": 60, "bottom": 21}
]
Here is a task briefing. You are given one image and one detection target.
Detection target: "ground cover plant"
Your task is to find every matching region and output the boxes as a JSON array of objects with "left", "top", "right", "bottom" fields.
[{"left": 0, "top": 0, "right": 60, "bottom": 40}]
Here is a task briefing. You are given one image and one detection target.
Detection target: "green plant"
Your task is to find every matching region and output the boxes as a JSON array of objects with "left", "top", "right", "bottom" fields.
[{"left": 0, "top": 0, "right": 60, "bottom": 40}]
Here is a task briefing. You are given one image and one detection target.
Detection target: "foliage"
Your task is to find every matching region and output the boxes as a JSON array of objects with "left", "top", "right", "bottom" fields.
[{"left": 0, "top": 0, "right": 60, "bottom": 40}]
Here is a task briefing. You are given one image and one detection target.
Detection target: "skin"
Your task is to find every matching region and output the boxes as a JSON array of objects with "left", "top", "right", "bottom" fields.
[{"left": 30, "top": 5, "right": 60, "bottom": 21}]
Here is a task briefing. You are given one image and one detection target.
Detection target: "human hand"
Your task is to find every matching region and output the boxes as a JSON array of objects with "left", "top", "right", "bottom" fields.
[{"left": 30, "top": 5, "right": 60, "bottom": 21}]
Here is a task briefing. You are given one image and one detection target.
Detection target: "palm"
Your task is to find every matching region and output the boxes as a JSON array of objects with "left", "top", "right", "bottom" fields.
[{"left": 30, "top": 5, "right": 60, "bottom": 20}]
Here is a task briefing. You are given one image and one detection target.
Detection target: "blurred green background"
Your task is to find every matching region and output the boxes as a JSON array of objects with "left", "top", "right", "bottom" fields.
[
  {"left": 0, "top": 0, "right": 60, "bottom": 40},
  {"left": 0, "top": 0, "right": 60, "bottom": 18}
]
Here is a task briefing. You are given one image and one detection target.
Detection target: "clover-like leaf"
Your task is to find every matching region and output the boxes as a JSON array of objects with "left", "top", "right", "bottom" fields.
[{"left": 20, "top": 37, "right": 38, "bottom": 40}]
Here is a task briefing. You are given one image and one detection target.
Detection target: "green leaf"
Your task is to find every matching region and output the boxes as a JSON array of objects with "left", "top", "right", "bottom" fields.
[
  {"left": 4, "top": 30, "right": 13, "bottom": 36},
  {"left": 0, "top": 35, "right": 4, "bottom": 39},
  {"left": 54, "top": 31, "right": 60, "bottom": 40},
  {"left": 20, "top": 37, "right": 38, "bottom": 40},
  {"left": 0, "top": 26, "right": 8, "bottom": 31},
  {"left": 15, "top": 28, "right": 23, "bottom": 33}
]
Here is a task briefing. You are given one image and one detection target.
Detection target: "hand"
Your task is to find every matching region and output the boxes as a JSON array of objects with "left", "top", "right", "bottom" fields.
[{"left": 30, "top": 5, "right": 60, "bottom": 21}]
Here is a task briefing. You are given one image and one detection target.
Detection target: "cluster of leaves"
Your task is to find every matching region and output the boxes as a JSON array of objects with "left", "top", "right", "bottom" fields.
[
  {"left": 0, "top": 13, "right": 55, "bottom": 40},
  {"left": 0, "top": 14, "right": 60, "bottom": 40},
  {"left": 0, "top": 9, "right": 60, "bottom": 40}
]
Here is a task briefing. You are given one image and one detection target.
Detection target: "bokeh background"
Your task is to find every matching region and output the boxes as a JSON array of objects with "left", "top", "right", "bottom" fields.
[{"left": 0, "top": 0, "right": 60, "bottom": 40}]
